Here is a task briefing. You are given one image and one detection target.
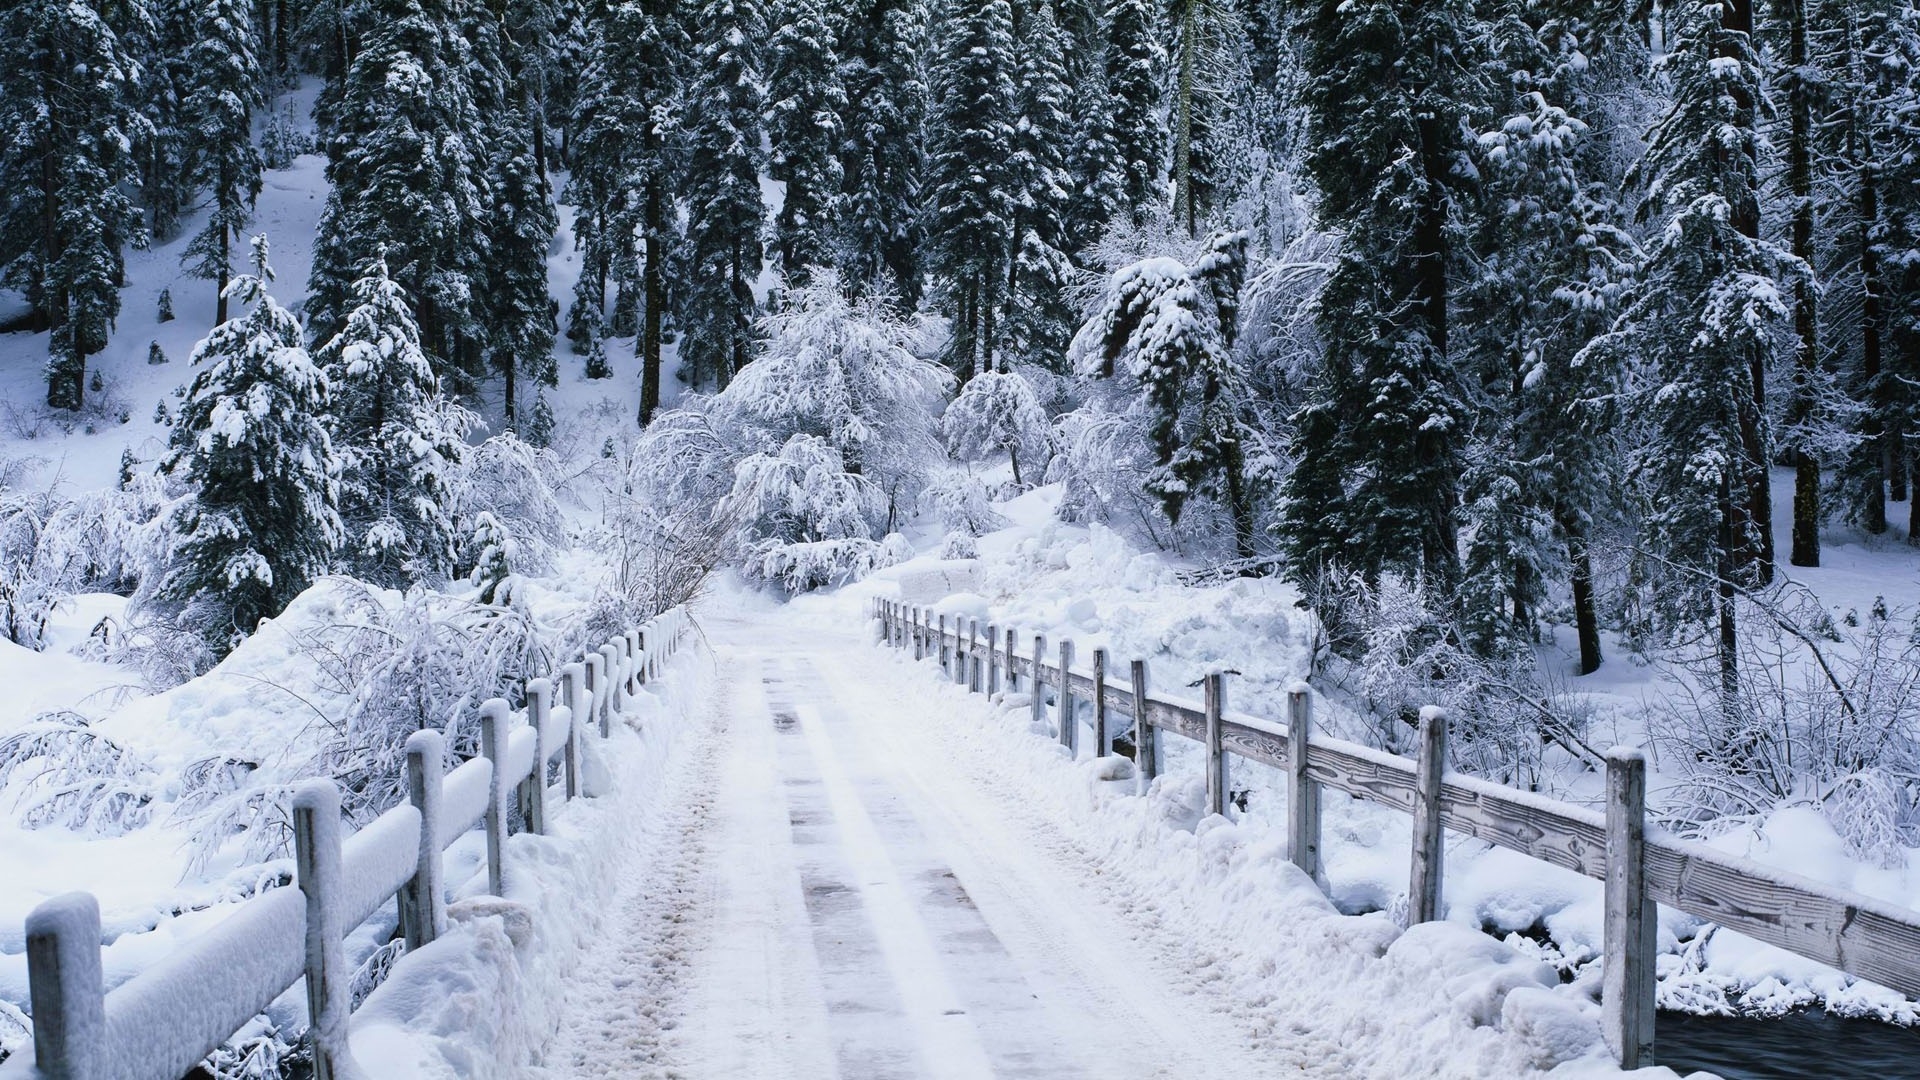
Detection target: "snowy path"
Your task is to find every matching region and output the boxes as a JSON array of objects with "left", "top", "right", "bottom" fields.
[{"left": 540, "top": 609, "right": 1315, "bottom": 1079}]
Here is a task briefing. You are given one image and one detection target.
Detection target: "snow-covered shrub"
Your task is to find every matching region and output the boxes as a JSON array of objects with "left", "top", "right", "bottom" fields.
[
  {"left": 0, "top": 713, "right": 157, "bottom": 835},
  {"left": 941, "top": 532, "right": 978, "bottom": 560},
  {"left": 0, "top": 480, "right": 167, "bottom": 649},
  {"left": 1650, "top": 589, "right": 1920, "bottom": 864},
  {"left": 942, "top": 369, "right": 1051, "bottom": 487},
  {"left": 919, "top": 467, "right": 1004, "bottom": 537},
  {"left": 630, "top": 280, "right": 950, "bottom": 593},
  {"left": 445, "top": 433, "right": 567, "bottom": 577}
]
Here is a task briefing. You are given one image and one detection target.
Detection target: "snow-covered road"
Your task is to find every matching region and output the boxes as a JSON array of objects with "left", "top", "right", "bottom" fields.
[{"left": 541, "top": 609, "right": 1314, "bottom": 1079}]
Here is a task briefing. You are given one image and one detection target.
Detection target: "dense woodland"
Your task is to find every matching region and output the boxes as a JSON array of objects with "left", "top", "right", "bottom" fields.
[{"left": 4, "top": 0, "right": 1920, "bottom": 801}]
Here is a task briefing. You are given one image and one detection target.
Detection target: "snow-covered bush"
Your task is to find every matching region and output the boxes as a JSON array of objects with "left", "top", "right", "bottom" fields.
[
  {"left": 444, "top": 433, "right": 567, "bottom": 577},
  {"left": 631, "top": 276, "right": 951, "bottom": 593},
  {"left": 920, "top": 467, "right": 1004, "bottom": 537},
  {"left": 1650, "top": 589, "right": 1920, "bottom": 864},
  {"left": 466, "top": 511, "right": 517, "bottom": 606},
  {"left": 0, "top": 713, "right": 157, "bottom": 835},
  {"left": 942, "top": 369, "right": 1051, "bottom": 487},
  {"left": 0, "top": 480, "right": 168, "bottom": 649}
]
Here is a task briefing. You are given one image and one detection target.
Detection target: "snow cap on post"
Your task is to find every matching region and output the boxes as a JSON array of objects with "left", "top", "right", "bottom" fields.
[{"left": 25, "top": 891, "right": 106, "bottom": 1080}]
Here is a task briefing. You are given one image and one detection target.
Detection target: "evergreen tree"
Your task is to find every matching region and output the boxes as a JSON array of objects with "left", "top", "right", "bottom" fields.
[
  {"left": 767, "top": 0, "right": 845, "bottom": 285},
  {"left": 1579, "top": 0, "right": 1797, "bottom": 707},
  {"left": 1103, "top": 0, "right": 1162, "bottom": 222},
  {"left": 135, "top": 0, "right": 197, "bottom": 240},
  {"left": 467, "top": 510, "right": 516, "bottom": 605},
  {"left": 835, "top": 0, "right": 928, "bottom": 306},
  {"left": 317, "top": 253, "right": 468, "bottom": 589},
  {"left": 179, "top": 0, "right": 267, "bottom": 326},
  {"left": 925, "top": 0, "right": 1018, "bottom": 379},
  {"left": 1281, "top": 0, "right": 1488, "bottom": 597},
  {"left": 678, "top": 0, "right": 768, "bottom": 389},
  {"left": 467, "top": 0, "right": 558, "bottom": 429},
  {"left": 1004, "top": 0, "right": 1076, "bottom": 368},
  {"left": 1061, "top": 55, "right": 1125, "bottom": 254},
  {"left": 570, "top": 0, "right": 684, "bottom": 418},
  {"left": 1070, "top": 232, "right": 1258, "bottom": 553},
  {"left": 158, "top": 238, "right": 341, "bottom": 651},
  {"left": 0, "top": 0, "right": 148, "bottom": 410},
  {"left": 308, "top": 0, "right": 488, "bottom": 392}
]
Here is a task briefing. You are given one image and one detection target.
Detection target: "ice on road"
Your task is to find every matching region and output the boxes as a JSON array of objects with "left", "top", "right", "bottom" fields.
[{"left": 541, "top": 610, "right": 1308, "bottom": 1079}]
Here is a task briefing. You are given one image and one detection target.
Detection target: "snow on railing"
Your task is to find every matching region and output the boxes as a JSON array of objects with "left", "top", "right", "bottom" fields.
[
  {"left": 5, "top": 607, "right": 695, "bottom": 1080},
  {"left": 874, "top": 599, "right": 1920, "bottom": 1072}
]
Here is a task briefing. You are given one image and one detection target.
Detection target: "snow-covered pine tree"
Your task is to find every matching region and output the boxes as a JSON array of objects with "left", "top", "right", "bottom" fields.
[
  {"left": 834, "top": 0, "right": 929, "bottom": 306},
  {"left": 1103, "top": 0, "right": 1163, "bottom": 224},
  {"left": 179, "top": 0, "right": 266, "bottom": 326},
  {"left": 1281, "top": 0, "right": 1487, "bottom": 598},
  {"left": 466, "top": 510, "right": 516, "bottom": 605},
  {"left": 1825, "top": 0, "right": 1920, "bottom": 545},
  {"left": 567, "top": 0, "right": 684, "bottom": 420},
  {"left": 1003, "top": 0, "right": 1076, "bottom": 369},
  {"left": 678, "top": 0, "right": 768, "bottom": 390},
  {"left": 158, "top": 238, "right": 342, "bottom": 652},
  {"left": 0, "top": 0, "right": 148, "bottom": 410},
  {"left": 308, "top": 0, "right": 489, "bottom": 393},
  {"left": 465, "top": 0, "right": 558, "bottom": 430},
  {"left": 134, "top": 0, "right": 196, "bottom": 241},
  {"left": 1068, "top": 232, "right": 1258, "bottom": 554},
  {"left": 318, "top": 253, "right": 469, "bottom": 589},
  {"left": 943, "top": 369, "right": 1050, "bottom": 486},
  {"left": 1456, "top": 61, "right": 1640, "bottom": 669},
  {"left": 1061, "top": 51, "right": 1125, "bottom": 256},
  {"left": 767, "top": 0, "right": 845, "bottom": 286},
  {"left": 925, "top": 0, "right": 1018, "bottom": 379},
  {"left": 1578, "top": 0, "right": 1799, "bottom": 707}
]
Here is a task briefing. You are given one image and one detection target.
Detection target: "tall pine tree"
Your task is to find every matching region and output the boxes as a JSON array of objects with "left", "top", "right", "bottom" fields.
[
  {"left": 767, "top": 0, "right": 845, "bottom": 286},
  {"left": 179, "top": 0, "right": 266, "bottom": 325},
  {"left": 678, "top": 0, "right": 768, "bottom": 389},
  {"left": 159, "top": 238, "right": 341, "bottom": 651},
  {"left": 834, "top": 0, "right": 928, "bottom": 306}
]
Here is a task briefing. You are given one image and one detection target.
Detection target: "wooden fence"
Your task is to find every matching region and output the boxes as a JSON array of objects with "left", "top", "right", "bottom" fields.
[
  {"left": 875, "top": 599, "right": 1920, "bottom": 1070},
  {"left": 4, "top": 606, "right": 694, "bottom": 1080}
]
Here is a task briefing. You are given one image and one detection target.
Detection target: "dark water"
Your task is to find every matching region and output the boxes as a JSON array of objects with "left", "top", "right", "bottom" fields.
[{"left": 1658, "top": 1011, "right": 1920, "bottom": 1079}]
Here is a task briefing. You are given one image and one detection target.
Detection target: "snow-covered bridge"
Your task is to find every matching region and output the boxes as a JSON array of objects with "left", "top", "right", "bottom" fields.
[{"left": 11, "top": 597, "right": 1920, "bottom": 1079}]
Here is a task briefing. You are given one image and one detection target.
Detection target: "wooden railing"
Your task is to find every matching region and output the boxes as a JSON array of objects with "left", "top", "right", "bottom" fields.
[
  {"left": 874, "top": 599, "right": 1920, "bottom": 1070},
  {"left": 4, "top": 606, "right": 694, "bottom": 1080}
]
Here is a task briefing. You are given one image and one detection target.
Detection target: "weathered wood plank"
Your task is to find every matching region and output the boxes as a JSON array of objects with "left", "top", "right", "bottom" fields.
[
  {"left": 1408, "top": 707, "right": 1447, "bottom": 926},
  {"left": 1288, "top": 688, "right": 1322, "bottom": 882},
  {"left": 1057, "top": 640, "right": 1076, "bottom": 754},
  {"left": 1131, "top": 660, "right": 1157, "bottom": 793},
  {"left": 1203, "top": 674, "right": 1226, "bottom": 817},
  {"left": 1604, "top": 750, "right": 1654, "bottom": 1070}
]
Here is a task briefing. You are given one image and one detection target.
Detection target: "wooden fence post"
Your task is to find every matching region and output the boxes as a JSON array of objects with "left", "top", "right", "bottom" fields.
[
  {"left": 583, "top": 652, "right": 604, "bottom": 743},
  {"left": 1604, "top": 748, "right": 1655, "bottom": 1070},
  {"left": 938, "top": 614, "right": 949, "bottom": 675},
  {"left": 1131, "top": 659, "right": 1156, "bottom": 794},
  {"left": 1030, "top": 634, "right": 1047, "bottom": 730},
  {"left": 293, "top": 779, "right": 354, "bottom": 1080},
  {"left": 598, "top": 644, "right": 622, "bottom": 734},
  {"left": 959, "top": 619, "right": 973, "bottom": 688},
  {"left": 987, "top": 622, "right": 1000, "bottom": 694},
  {"left": 1057, "top": 640, "right": 1076, "bottom": 754},
  {"left": 912, "top": 607, "right": 924, "bottom": 660},
  {"left": 1288, "top": 686, "right": 1322, "bottom": 881},
  {"left": 480, "top": 699, "right": 509, "bottom": 895},
  {"left": 24, "top": 892, "right": 105, "bottom": 1080},
  {"left": 526, "top": 678, "right": 554, "bottom": 833},
  {"left": 969, "top": 620, "right": 982, "bottom": 691},
  {"left": 402, "top": 730, "right": 446, "bottom": 949},
  {"left": 1092, "top": 648, "right": 1109, "bottom": 757},
  {"left": 1408, "top": 706, "right": 1448, "bottom": 926},
  {"left": 1005, "top": 627, "right": 1018, "bottom": 691},
  {"left": 560, "top": 662, "right": 584, "bottom": 798},
  {"left": 1204, "top": 673, "right": 1227, "bottom": 816}
]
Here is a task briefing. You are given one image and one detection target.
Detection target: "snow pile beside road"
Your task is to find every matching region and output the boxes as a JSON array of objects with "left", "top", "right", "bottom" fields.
[{"left": 350, "top": 645, "right": 713, "bottom": 1079}]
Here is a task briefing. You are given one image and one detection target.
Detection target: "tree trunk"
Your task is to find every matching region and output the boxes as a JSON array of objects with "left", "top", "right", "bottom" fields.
[
  {"left": 1717, "top": 473, "right": 1741, "bottom": 718},
  {"left": 215, "top": 223, "right": 231, "bottom": 326},
  {"left": 1173, "top": 0, "right": 1196, "bottom": 238},
  {"left": 1567, "top": 521, "right": 1602, "bottom": 675},
  {"left": 1722, "top": 0, "right": 1775, "bottom": 585},
  {"left": 1860, "top": 155, "right": 1888, "bottom": 533},
  {"left": 1786, "top": 0, "right": 1819, "bottom": 567},
  {"left": 639, "top": 175, "right": 664, "bottom": 426}
]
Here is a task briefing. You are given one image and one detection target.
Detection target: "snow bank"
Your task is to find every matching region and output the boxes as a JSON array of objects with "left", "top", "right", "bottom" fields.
[{"left": 347, "top": 642, "right": 712, "bottom": 1077}]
